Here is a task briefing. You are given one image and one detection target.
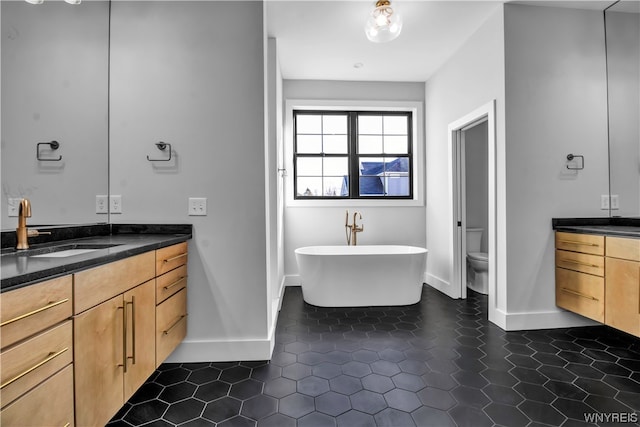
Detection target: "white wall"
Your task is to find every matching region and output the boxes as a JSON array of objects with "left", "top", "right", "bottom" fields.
[
  {"left": 503, "top": 4, "right": 609, "bottom": 323},
  {"left": 282, "top": 80, "right": 426, "bottom": 280},
  {"left": 1, "top": 1, "right": 109, "bottom": 227},
  {"left": 424, "top": 5, "right": 506, "bottom": 312},
  {"left": 109, "top": 1, "right": 270, "bottom": 361}
]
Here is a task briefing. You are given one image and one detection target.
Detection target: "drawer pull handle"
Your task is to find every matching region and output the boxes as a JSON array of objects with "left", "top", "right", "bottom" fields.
[
  {"left": 63, "top": 423, "right": 70, "bottom": 427},
  {"left": 561, "top": 287, "right": 599, "bottom": 301},
  {"left": 164, "top": 276, "right": 187, "bottom": 290},
  {"left": 0, "top": 299, "right": 69, "bottom": 327},
  {"left": 117, "top": 305, "right": 127, "bottom": 373},
  {"left": 561, "top": 259, "right": 600, "bottom": 268},
  {"left": 163, "top": 253, "right": 187, "bottom": 263},
  {"left": 163, "top": 314, "right": 187, "bottom": 335},
  {"left": 558, "top": 239, "right": 600, "bottom": 247},
  {"left": 127, "top": 297, "right": 136, "bottom": 366},
  {"left": 0, "top": 347, "right": 69, "bottom": 389}
]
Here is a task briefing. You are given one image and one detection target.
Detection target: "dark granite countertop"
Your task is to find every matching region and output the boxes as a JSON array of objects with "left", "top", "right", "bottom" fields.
[
  {"left": 1, "top": 224, "right": 192, "bottom": 292},
  {"left": 552, "top": 217, "right": 640, "bottom": 239}
]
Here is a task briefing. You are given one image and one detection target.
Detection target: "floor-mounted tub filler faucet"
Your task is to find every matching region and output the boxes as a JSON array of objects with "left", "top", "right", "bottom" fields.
[
  {"left": 345, "top": 210, "right": 364, "bottom": 245},
  {"left": 16, "top": 198, "right": 50, "bottom": 250}
]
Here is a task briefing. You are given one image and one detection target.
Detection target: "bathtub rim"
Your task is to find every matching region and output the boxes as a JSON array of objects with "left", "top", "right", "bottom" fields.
[{"left": 294, "top": 245, "right": 428, "bottom": 256}]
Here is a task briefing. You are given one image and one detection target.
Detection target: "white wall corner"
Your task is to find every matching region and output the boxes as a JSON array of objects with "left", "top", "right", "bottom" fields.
[{"left": 425, "top": 274, "right": 458, "bottom": 299}]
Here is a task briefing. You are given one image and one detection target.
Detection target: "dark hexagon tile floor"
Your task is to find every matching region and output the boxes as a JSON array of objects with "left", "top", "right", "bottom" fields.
[{"left": 108, "top": 286, "right": 640, "bottom": 426}]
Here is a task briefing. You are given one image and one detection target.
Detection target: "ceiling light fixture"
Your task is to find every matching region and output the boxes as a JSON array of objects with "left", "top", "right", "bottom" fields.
[{"left": 364, "top": 0, "right": 403, "bottom": 43}]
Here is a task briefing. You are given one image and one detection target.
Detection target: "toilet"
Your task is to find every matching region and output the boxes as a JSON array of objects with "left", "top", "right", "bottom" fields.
[{"left": 466, "top": 228, "right": 488, "bottom": 294}]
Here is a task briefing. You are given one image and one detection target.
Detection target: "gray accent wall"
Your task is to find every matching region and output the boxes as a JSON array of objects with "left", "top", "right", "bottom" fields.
[{"left": 109, "top": 1, "right": 270, "bottom": 360}]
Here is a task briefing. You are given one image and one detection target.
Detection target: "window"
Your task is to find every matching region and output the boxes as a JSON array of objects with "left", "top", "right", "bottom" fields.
[{"left": 294, "top": 110, "right": 413, "bottom": 199}]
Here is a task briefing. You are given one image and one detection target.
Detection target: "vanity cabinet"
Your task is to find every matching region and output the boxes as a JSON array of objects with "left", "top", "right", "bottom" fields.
[
  {"left": 155, "top": 242, "right": 188, "bottom": 366},
  {"left": 0, "top": 238, "right": 189, "bottom": 427},
  {"left": 0, "top": 275, "right": 74, "bottom": 426},
  {"left": 74, "top": 252, "right": 156, "bottom": 427},
  {"left": 556, "top": 231, "right": 640, "bottom": 337},
  {"left": 555, "top": 232, "right": 605, "bottom": 322},
  {"left": 605, "top": 236, "right": 640, "bottom": 336}
]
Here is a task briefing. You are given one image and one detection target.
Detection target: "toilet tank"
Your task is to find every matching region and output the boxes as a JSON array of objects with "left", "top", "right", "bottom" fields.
[{"left": 466, "top": 228, "right": 483, "bottom": 253}]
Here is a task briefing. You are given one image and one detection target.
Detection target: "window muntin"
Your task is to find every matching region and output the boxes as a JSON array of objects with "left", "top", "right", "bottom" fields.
[{"left": 294, "top": 110, "right": 412, "bottom": 199}]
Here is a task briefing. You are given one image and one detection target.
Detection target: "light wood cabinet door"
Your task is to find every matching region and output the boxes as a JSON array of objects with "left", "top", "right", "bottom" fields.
[
  {"left": 0, "top": 364, "right": 74, "bottom": 427},
  {"left": 605, "top": 257, "right": 640, "bottom": 337},
  {"left": 123, "top": 280, "right": 156, "bottom": 401},
  {"left": 74, "top": 294, "right": 124, "bottom": 427}
]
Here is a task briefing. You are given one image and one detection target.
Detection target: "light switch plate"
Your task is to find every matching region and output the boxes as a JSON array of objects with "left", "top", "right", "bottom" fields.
[
  {"left": 600, "top": 195, "right": 610, "bottom": 210},
  {"left": 110, "top": 195, "right": 122, "bottom": 214},
  {"left": 188, "top": 197, "right": 207, "bottom": 216}
]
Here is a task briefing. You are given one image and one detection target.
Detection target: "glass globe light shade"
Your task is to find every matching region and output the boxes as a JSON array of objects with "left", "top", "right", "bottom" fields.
[{"left": 364, "top": 1, "right": 403, "bottom": 43}]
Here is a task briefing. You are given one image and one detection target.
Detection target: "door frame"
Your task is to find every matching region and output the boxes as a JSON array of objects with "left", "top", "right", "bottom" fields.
[{"left": 448, "top": 100, "right": 497, "bottom": 310}]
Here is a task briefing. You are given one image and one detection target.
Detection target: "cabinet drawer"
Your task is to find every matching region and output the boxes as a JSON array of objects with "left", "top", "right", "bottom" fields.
[
  {"left": 0, "top": 320, "right": 72, "bottom": 409},
  {"left": 556, "top": 250, "right": 604, "bottom": 277},
  {"left": 156, "top": 242, "right": 188, "bottom": 276},
  {"left": 555, "top": 232, "right": 604, "bottom": 255},
  {"left": 556, "top": 267, "right": 604, "bottom": 322},
  {"left": 156, "top": 265, "right": 187, "bottom": 305},
  {"left": 74, "top": 251, "right": 155, "bottom": 314},
  {"left": 156, "top": 288, "right": 187, "bottom": 365},
  {"left": 606, "top": 236, "right": 640, "bottom": 262},
  {"left": 0, "top": 364, "right": 74, "bottom": 427},
  {"left": 0, "top": 275, "right": 72, "bottom": 349}
]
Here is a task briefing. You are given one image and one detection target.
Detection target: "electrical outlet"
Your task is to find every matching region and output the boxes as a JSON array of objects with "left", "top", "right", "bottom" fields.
[
  {"left": 611, "top": 194, "right": 619, "bottom": 210},
  {"left": 110, "top": 195, "right": 122, "bottom": 214},
  {"left": 188, "top": 197, "right": 207, "bottom": 216},
  {"left": 7, "top": 198, "right": 21, "bottom": 217},
  {"left": 601, "top": 195, "right": 610, "bottom": 210},
  {"left": 96, "top": 195, "right": 108, "bottom": 214}
]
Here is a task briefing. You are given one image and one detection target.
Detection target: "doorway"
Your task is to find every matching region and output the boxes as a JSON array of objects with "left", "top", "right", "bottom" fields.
[{"left": 448, "top": 101, "right": 497, "bottom": 309}]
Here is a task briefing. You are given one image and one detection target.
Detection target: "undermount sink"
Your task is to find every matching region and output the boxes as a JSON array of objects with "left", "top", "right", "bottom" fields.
[
  {"left": 31, "top": 248, "right": 101, "bottom": 258},
  {"left": 5, "top": 243, "right": 122, "bottom": 258}
]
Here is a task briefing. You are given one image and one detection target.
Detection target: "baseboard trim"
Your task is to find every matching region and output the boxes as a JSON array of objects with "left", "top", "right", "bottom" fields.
[
  {"left": 284, "top": 274, "right": 301, "bottom": 286},
  {"left": 165, "top": 338, "right": 274, "bottom": 363},
  {"left": 425, "top": 273, "right": 457, "bottom": 298}
]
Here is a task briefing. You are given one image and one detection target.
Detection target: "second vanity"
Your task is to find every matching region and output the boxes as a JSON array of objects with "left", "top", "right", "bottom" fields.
[
  {"left": 553, "top": 218, "right": 640, "bottom": 338},
  {"left": 0, "top": 224, "right": 191, "bottom": 427}
]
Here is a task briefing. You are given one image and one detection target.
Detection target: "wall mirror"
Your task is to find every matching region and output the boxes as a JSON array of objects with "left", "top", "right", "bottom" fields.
[
  {"left": 1, "top": 0, "right": 110, "bottom": 229},
  {"left": 605, "top": 0, "right": 640, "bottom": 217}
]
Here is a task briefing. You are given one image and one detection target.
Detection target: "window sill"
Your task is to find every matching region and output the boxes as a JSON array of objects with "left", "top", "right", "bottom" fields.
[{"left": 286, "top": 198, "right": 424, "bottom": 208}]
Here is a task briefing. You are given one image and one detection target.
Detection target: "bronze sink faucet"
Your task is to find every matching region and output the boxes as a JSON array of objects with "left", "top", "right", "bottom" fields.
[{"left": 16, "top": 198, "right": 51, "bottom": 250}]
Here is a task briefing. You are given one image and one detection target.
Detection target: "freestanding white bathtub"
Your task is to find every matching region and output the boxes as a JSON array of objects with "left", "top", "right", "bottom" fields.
[{"left": 295, "top": 245, "right": 428, "bottom": 307}]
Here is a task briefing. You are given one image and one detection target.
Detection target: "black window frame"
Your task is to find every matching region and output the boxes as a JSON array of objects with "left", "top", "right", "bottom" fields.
[{"left": 293, "top": 110, "right": 413, "bottom": 200}]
